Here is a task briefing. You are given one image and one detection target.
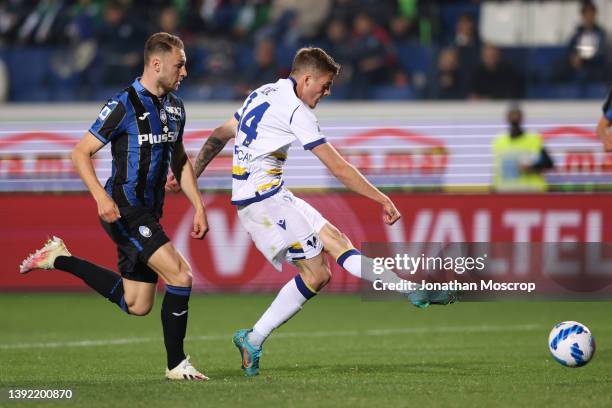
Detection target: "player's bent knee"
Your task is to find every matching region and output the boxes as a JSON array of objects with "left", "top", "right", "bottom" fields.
[
  {"left": 314, "top": 267, "right": 332, "bottom": 289},
  {"left": 127, "top": 302, "right": 153, "bottom": 316}
]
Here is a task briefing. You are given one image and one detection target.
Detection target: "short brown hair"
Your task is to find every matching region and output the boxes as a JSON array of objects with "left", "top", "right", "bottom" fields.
[
  {"left": 291, "top": 47, "right": 341, "bottom": 76},
  {"left": 144, "top": 32, "right": 184, "bottom": 65}
]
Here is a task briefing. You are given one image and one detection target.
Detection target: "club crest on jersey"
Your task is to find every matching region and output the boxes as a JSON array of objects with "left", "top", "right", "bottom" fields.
[
  {"left": 139, "top": 225, "right": 152, "bottom": 238},
  {"left": 306, "top": 236, "right": 318, "bottom": 249},
  {"left": 165, "top": 106, "right": 183, "bottom": 121},
  {"left": 159, "top": 108, "right": 167, "bottom": 124}
]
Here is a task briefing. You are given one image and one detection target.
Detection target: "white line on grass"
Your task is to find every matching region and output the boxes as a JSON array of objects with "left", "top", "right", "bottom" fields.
[{"left": 0, "top": 324, "right": 540, "bottom": 350}]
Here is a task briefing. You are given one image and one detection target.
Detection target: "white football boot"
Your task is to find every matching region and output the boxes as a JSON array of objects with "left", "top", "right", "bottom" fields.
[
  {"left": 19, "top": 236, "right": 71, "bottom": 274},
  {"left": 165, "top": 355, "right": 209, "bottom": 381}
]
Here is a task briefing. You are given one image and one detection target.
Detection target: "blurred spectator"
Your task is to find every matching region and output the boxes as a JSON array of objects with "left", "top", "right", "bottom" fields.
[
  {"left": 431, "top": 47, "right": 466, "bottom": 99},
  {"left": 15, "top": 0, "right": 65, "bottom": 45},
  {"left": 566, "top": 1, "right": 607, "bottom": 82},
  {"left": 235, "top": 38, "right": 282, "bottom": 97},
  {"left": 388, "top": 15, "right": 419, "bottom": 46},
  {"left": 269, "top": 0, "right": 331, "bottom": 41},
  {"left": 315, "top": 18, "right": 352, "bottom": 85},
  {"left": 319, "top": 18, "right": 350, "bottom": 60},
  {"left": 468, "top": 44, "right": 524, "bottom": 100},
  {"left": 231, "top": 0, "right": 271, "bottom": 40},
  {"left": 348, "top": 12, "right": 397, "bottom": 99},
  {"left": 96, "top": 0, "right": 147, "bottom": 86},
  {"left": 0, "top": 0, "right": 33, "bottom": 45},
  {"left": 450, "top": 14, "right": 481, "bottom": 73},
  {"left": 61, "top": 0, "right": 101, "bottom": 44},
  {"left": 157, "top": 6, "right": 180, "bottom": 35},
  {"left": 256, "top": 8, "right": 301, "bottom": 47},
  {"left": 492, "top": 104, "right": 554, "bottom": 192}
]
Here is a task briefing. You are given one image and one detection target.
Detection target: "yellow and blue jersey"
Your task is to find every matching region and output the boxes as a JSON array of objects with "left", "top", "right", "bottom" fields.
[{"left": 231, "top": 78, "right": 327, "bottom": 206}]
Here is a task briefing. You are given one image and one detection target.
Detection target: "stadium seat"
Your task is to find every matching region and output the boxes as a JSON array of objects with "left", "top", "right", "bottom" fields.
[
  {"left": 499, "top": 47, "right": 529, "bottom": 76},
  {"left": 368, "top": 85, "right": 415, "bottom": 100},
  {"left": 7, "top": 48, "right": 52, "bottom": 101},
  {"left": 585, "top": 83, "right": 609, "bottom": 99},
  {"left": 527, "top": 84, "right": 582, "bottom": 99},
  {"left": 396, "top": 45, "right": 435, "bottom": 76},
  {"left": 527, "top": 47, "right": 567, "bottom": 82}
]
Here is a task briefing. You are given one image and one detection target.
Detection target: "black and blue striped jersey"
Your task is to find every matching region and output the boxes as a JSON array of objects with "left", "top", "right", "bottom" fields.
[
  {"left": 602, "top": 87, "right": 612, "bottom": 121},
  {"left": 89, "top": 78, "right": 186, "bottom": 219}
]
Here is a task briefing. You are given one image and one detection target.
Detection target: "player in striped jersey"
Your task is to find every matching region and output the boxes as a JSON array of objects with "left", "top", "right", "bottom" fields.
[
  {"left": 596, "top": 87, "right": 612, "bottom": 152},
  {"left": 168, "top": 47, "right": 457, "bottom": 377},
  {"left": 19, "top": 33, "right": 209, "bottom": 381}
]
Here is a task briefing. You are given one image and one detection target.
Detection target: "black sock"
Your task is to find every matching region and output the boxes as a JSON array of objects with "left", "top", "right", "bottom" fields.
[
  {"left": 161, "top": 285, "right": 191, "bottom": 369},
  {"left": 54, "top": 255, "right": 128, "bottom": 313}
]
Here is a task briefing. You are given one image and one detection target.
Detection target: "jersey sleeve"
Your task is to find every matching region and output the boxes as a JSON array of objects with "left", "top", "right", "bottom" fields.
[
  {"left": 602, "top": 88, "right": 612, "bottom": 121},
  {"left": 289, "top": 105, "right": 327, "bottom": 150},
  {"left": 89, "top": 99, "right": 127, "bottom": 144}
]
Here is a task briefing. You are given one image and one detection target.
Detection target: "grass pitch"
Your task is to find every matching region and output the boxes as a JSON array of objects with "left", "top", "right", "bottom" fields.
[{"left": 1, "top": 294, "right": 611, "bottom": 407}]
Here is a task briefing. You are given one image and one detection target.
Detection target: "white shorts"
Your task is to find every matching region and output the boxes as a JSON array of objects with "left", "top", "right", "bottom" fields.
[{"left": 237, "top": 188, "right": 327, "bottom": 271}]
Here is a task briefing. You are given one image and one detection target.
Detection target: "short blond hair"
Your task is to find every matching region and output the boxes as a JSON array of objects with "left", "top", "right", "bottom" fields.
[
  {"left": 144, "top": 32, "right": 184, "bottom": 65},
  {"left": 290, "top": 47, "right": 340, "bottom": 76}
]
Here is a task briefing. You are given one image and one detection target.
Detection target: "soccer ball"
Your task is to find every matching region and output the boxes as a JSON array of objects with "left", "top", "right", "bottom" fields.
[{"left": 548, "top": 321, "right": 595, "bottom": 367}]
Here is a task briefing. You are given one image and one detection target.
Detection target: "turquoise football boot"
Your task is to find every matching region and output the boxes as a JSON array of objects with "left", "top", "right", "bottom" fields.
[
  {"left": 233, "top": 329, "right": 262, "bottom": 377},
  {"left": 407, "top": 289, "right": 459, "bottom": 308}
]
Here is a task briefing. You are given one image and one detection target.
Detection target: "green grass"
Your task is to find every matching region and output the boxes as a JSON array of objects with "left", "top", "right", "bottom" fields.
[{"left": 1, "top": 294, "right": 611, "bottom": 407}]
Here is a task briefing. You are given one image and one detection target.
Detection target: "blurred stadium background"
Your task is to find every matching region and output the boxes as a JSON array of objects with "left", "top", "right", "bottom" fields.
[{"left": 0, "top": 0, "right": 610, "bottom": 293}]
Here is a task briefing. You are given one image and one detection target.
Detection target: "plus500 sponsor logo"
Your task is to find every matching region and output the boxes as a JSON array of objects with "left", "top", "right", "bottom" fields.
[{"left": 138, "top": 132, "right": 178, "bottom": 145}]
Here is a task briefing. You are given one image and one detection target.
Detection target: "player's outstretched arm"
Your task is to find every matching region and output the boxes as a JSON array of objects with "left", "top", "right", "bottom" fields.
[
  {"left": 72, "top": 132, "right": 121, "bottom": 223},
  {"left": 165, "top": 117, "right": 237, "bottom": 192},
  {"left": 311, "top": 142, "right": 401, "bottom": 225},
  {"left": 172, "top": 141, "right": 209, "bottom": 239},
  {"left": 596, "top": 115, "right": 612, "bottom": 152},
  {"left": 194, "top": 117, "right": 238, "bottom": 177}
]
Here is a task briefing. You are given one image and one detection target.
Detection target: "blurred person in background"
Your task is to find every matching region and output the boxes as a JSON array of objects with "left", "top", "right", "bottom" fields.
[
  {"left": 235, "top": 38, "right": 282, "bottom": 97},
  {"left": 430, "top": 46, "right": 466, "bottom": 99},
  {"left": 13, "top": 0, "right": 65, "bottom": 45},
  {"left": 566, "top": 0, "right": 607, "bottom": 83},
  {"left": 157, "top": 6, "right": 181, "bottom": 36},
  {"left": 595, "top": 87, "right": 612, "bottom": 152},
  {"left": 347, "top": 11, "right": 397, "bottom": 99},
  {"left": 0, "top": 0, "right": 31, "bottom": 46},
  {"left": 468, "top": 44, "right": 524, "bottom": 100},
  {"left": 96, "top": 0, "right": 147, "bottom": 86},
  {"left": 388, "top": 14, "right": 419, "bottom": 46},
  {"left": 492, "top": 104, "right": 554, "bottom": 192},
  {"left": 268, "top": 0, "right": 331, "bottom": 43},
  {"left": 450, "top": 14, "right": 481, "bottom": 74}
]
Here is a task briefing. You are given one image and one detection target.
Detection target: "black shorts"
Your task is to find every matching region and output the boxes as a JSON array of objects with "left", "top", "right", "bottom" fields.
[{"left": 100, "top": 206, "right": 170, "bottom": 283}]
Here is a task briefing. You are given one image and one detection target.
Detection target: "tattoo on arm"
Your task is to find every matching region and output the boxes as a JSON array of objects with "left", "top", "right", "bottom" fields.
[{"left": 194, "top": 136, "right": 227, "bottom": 177}]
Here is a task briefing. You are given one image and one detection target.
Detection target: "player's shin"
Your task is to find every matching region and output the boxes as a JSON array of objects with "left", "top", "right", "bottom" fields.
[
  {"left": 336, "top": 249, "right": 416, "bottom": 294},
  {"left": 161, "top": 285, "right": 191, "bottom": 370},
  {"left": 54, "top": 256, "right": 129, "bottom": 313},
  {"left": 248, "top": 274, "right": 316, "bottom": 347}
]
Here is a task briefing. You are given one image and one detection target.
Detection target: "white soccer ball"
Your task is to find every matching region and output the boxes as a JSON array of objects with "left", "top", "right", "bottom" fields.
[{"left": 548, "top": 321, "right": 595, "bottom": 367}]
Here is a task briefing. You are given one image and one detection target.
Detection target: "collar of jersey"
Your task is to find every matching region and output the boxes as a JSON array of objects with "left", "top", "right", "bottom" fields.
[
  {"left": 288, "top": 76, "right": 298, "bottom": 97},
  {"left": 132, "top": 77, "right": 167, "bottom": 103}
]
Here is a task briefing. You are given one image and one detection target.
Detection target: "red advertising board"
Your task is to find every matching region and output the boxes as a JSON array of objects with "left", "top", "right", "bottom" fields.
[{"left": 1, "top": 193, "right": 611, "bottom": 291}]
